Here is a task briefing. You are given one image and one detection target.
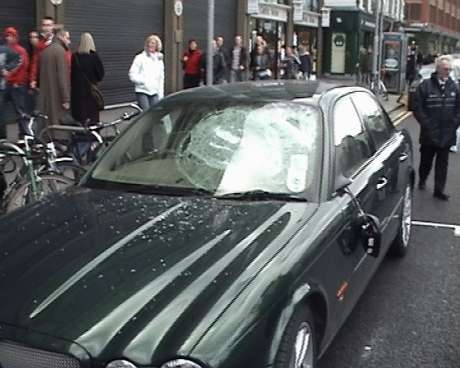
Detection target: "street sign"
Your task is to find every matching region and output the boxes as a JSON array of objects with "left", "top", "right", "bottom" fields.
[
  {"left": 247, "top": 0, "right": 259, "bottom": 15},
  {"left": 321, "top": 7, "right": 330, "bottom": 28},
  {"left": 50, "top": 0, "right": 63, "bottom": 5},
  {"left": 174, "top": 0, "right": 183, "bottom": 17}
]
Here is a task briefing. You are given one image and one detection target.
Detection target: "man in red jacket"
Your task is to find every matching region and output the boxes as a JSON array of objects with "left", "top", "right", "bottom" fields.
[
  {"left": 182, "top": 39, "right": 203, "bottom": 89},
  {"left": 3, "top": 27, "right": 30, "bottom": 137},
  {"left": 29, "top": 16, "right": 54, "bottom": 90}
]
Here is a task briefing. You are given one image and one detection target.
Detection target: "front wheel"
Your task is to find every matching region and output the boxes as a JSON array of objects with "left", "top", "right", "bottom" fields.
[
  {"left": 5, "top": 174, "right": 74, "bottom": 213},
  {"left": 274, "top": 305, "right": 317, "bottom": 368},
  {"left": 389, "top": 183, "right": 412, "bottom": 257}
]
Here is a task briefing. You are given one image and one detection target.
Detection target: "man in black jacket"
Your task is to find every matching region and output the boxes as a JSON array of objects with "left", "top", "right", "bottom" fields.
[{"left": 413, "top": 55, "right": 460, "bottom": 200}]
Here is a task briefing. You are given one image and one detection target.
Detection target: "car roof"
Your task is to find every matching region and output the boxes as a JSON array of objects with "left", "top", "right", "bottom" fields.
[{"left": 161, "top": 80, "right": 357, "bottom": 107}]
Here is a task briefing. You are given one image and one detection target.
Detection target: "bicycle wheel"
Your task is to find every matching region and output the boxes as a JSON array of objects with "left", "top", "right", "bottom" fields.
[
  {"left": 46, "top": 162, "right": 87, "bottom": 182},
  {"left": 5, "top": 174, "right": 74, "bottom": 213}
]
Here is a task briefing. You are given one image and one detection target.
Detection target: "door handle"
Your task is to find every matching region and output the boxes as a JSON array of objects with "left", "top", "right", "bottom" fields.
[
  {"left": 376, "top": 177, "right": 388, "bottom": 190},
  {"left": 399, "top": 153, "right": 409, "bottom": 162}
]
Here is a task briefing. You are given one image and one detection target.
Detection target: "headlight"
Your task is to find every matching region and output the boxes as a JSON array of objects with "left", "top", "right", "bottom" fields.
[
  {"left": 106, "top": 360, "right": 138, "bottom": 368},
  {"left": 161, "top": 359, "right": 203, "bottom": 368}
]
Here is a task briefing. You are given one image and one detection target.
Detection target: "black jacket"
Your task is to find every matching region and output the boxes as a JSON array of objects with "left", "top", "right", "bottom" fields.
[{"left": 413, "top": 72, "right": 460, "bottom": 148}]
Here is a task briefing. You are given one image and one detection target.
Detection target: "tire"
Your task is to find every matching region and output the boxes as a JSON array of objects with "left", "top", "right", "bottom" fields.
[
  {"left": 389, "top": 183, "right": 412, "bottom": 257},
  {"left": 5, "top": 174, "right": 74, "bottom": 213},
  {"left": 274, "top": 305, "right": 317, "bottom": 368}
]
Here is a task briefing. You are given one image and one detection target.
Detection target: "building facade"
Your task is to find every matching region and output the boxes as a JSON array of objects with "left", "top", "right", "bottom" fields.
[
  {"left": 322, "top": 0, "right": 405, "bottom": 75},
  {"left": 405, "top": 0, "right": 460, "bottom": 56}
]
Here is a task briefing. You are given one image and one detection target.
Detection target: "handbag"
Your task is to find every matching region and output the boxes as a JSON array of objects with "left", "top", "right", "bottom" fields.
[{"left": 75, "top": 54, "right": 104, "bottom": 110}]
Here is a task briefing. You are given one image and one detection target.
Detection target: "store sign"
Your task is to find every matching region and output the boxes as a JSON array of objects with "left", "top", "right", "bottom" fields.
[
  {"left": 174, "top": 0, "right": 183, "bottom": 17},
  {"left": 293, "top": 0, "right": 304, "bottom": 22},
  {"left": 295, "top": 10, "right": 319, "bottom": 28},
  {"left": 247, "top": 0, "right": 259, "bottom": 15},
  {"left": 255, "top": 4, "right": 289, "bottom": 22},
  {"left": 321, "top": 7, "right": 331, "bottom": 28}
]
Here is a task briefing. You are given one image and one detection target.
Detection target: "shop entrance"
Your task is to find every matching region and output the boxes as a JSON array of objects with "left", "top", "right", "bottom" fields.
[{"left": 249, "top": 18, "right": 286, "bottom": 79}]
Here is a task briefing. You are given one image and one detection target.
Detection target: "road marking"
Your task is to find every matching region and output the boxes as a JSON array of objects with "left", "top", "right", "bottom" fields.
[
  {"left": 412, "top": 220, "right": 460, "bottom": 237},
  {"left": 393, "top": 111, "right": 413, "bottom": 127}
]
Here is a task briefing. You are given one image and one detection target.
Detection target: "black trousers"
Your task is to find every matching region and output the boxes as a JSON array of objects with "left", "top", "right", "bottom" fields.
[
  {"left": 183, "top": 74, "right": 201, "bottom": 89},
  {"left": 419, "top": 145, "right": 450, "bottom": 192}
]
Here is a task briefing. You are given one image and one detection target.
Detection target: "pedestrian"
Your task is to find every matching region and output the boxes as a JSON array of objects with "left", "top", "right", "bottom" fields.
[
  {"left": 201, "top": 39, "right": 225, "bottom": 85},
  {"left": 358, "top": 46, "right": 369, "bottom": 85},
  {"left": 25, "top": 30, "right": 40, "bottom": 114},
  {"left": 29, "top": 16, "right": 55, "bottom": 90},
  {"left": 0, "top": 39, "right": 20, "bottom": 139},
  {"left": 129, "top": 34, "right": 164, "bottom": 111},
  {"left": 2, "top": 27, "right": 30, "bottom": 137},
  {"left": 229, "top": 35, "right": 247, "bottom": 82},
  {"left": 37, "top": 26, "right": 71, "bottom": 129},
  {"left": 413, "top": 55, "right": 460, "bottom": 201},
  {"left": 71, "top": 32, "right": 105, "bottom": 124},
  {"left": 216, "top": 36, "right": 229, "bottom": 82},
  {"left": 281, "top": 46, "right": 300, "bottom": 80},
  {"left": 182, "top": 39, "right": 202, "bottom": 89},
  {"left": 250, "top": 44, "right": 272, "bottom": 80},
  {"left": 298, "top": 45, "right": 312, "bottom": 80}
]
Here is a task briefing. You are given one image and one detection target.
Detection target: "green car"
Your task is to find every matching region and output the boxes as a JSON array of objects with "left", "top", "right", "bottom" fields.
[{"left": 0, "top": 81, "right": 414, "bottom": 368}]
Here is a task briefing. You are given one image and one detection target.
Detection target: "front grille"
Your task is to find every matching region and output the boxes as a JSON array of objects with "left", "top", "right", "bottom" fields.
[{"left": 0, "top": 340, "right": 80, "bottom": 368}]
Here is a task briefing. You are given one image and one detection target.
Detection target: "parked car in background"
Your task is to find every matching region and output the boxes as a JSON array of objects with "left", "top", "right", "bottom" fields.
[{"left": 0, "top": 81, "right": 414, "bottom": 368}]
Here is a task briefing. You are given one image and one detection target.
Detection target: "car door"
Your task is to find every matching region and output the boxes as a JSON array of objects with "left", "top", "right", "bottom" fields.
[{"left": 351, "top": 92, "right": 406, "bottom": 247}]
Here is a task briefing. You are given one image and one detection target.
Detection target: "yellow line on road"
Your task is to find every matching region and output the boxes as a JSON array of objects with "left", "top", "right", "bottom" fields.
[{"left": 393, "top": 111, "right": 413, "bottom": 127}]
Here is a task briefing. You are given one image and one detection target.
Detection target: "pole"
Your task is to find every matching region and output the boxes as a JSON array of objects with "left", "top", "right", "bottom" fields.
[
  {"left": 206, "top": 0, "right": 215, "bottom": 86},
  {"left": 316, "top": 0, "right": 324, "bottom": 78},
  {"left": 372, "top": 0, "right": 382, "bottom": 85}
]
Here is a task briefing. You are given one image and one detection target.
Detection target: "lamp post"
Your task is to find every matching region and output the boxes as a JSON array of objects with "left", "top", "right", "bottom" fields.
[{"left": 206, "top": 0, "right": 215, "bottom": 86}]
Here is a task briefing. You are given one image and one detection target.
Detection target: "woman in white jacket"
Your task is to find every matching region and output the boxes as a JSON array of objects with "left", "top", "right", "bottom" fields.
[{"left": 129, "top": 34, "right": 164, "bottom": 110}]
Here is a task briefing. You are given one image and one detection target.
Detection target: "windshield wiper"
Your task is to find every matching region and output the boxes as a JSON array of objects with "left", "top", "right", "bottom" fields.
[{"left": 215, "top": 190, "right": 308, "bottom": 202}]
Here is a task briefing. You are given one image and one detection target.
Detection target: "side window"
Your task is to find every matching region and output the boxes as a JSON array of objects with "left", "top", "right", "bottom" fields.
[
  {"left": 333, "top": 96, "right": 372, "bottom": 177},
  {"left": 352, "top": 92, "right": 394, "bottom": 150}
]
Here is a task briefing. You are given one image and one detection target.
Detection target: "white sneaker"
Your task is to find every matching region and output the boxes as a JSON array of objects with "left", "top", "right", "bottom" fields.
[{"left": 450, "top": 145, "right": 458, "bottom": 153}]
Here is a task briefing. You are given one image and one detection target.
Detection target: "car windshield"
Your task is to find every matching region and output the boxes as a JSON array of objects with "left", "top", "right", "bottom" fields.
[{"left": 87, "top": 99, "right": 321, "bottom": 199}]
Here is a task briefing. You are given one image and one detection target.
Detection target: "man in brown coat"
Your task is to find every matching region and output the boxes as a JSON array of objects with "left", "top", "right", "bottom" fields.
[{"left": 38, "top": 26, "right": 70, "bottom": 128}]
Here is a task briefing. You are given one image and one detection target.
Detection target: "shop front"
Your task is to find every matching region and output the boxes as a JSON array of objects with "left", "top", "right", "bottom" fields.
[
  {"left": 323, "top": 10, "right": 359, "bottom": 75},
  {"left": 0, "top": 0, "right": 36, "bottom": 50},
  {"left": 65, "top": 0, "right": 164, "bottom": 105},
  {"left": 247, "top": 1, "right": 290, "bottom": 78},
  {"left": 293, "top": 6, "right": 320, "bottom": 72}
]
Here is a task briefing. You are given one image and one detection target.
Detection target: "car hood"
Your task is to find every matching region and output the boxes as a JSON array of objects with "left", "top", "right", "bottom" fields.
[{"left": 0, "top": 188, "right": 316, "bottom": 364}]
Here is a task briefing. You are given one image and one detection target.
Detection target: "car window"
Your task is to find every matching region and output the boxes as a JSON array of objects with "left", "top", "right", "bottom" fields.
[
  {"left": 352, "top": 92, "right": 394, "bottom": 150},
  {"left": 89, "top": 100, "right": 321, "bottom": 197},
  {"left": 333, "top": 96, "right": 372, "bottom": 177}
]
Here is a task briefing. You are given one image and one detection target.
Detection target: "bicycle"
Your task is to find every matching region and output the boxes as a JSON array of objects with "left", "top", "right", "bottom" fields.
[
  {"left": 369, "top": 69, "right": 389, "bottom": 101},
  {"left": 38, "top": 104, "right": 142, "bottom": 170},
  {"left": 0, "top": 137, "right": 74, "bottom": 214}
]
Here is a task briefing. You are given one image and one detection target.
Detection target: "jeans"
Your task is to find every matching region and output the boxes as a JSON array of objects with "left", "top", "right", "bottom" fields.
[
  {"left": 0, "top": 84, "right": 28, "bottom": 138},
  {"left": 136, "top": 93, "right": 159, "bottom": 111},
  {"left": 230, "top": 69, "right": 247, "bottom": 82}
]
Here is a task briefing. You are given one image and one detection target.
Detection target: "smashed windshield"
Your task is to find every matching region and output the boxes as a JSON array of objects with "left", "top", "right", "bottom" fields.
[{"left": 88, "top": 99, "right": 321, "bottom": 197}]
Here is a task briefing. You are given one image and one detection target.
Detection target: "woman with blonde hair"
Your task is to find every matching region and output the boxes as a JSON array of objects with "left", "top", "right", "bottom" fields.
[
  {"left": 71, "top": 32, "right": 105, "bottom": 124},
  {"left": 129, "top": 34, "right": 164, "bottom": 110}
]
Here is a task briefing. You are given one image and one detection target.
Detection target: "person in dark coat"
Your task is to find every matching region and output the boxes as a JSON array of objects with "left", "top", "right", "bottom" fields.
[
  {"left": 250, "top": 44, "right": 272, "bottom": 80},
  {"left": 71, "top": 32, "right": 105, "bottom": 124},
  {"left": 413, "top": 55, "right": 460, "bottom": 200},
  {"left": 201, "top": 39, "right": 225, "bottom": 85},
  {"left": 298, "top": 45, "right": 312, "bottom": 80}
]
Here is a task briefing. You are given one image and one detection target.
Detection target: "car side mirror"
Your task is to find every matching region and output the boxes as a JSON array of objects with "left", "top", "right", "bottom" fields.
[{"left": 357, "top": 213, "right": 381, "bottom": 258}]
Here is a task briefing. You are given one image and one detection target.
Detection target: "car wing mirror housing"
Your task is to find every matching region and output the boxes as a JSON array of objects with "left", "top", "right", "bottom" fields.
[{"left": 357, "top": 214, "right": 381, "bottom": 258}]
